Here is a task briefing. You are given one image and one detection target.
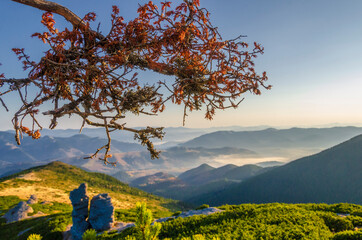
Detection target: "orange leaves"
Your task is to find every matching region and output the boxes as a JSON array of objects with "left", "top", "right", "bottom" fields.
[
  {"left": 12, "top": 48, "right": 24, "bottom": 56},
  {"left": 32, "top": 130, "right": 41, "bottom": 139},
  {"left": 5, "top": 0, "right": 269, "bottom": 150},
  {"left": 83, "top": 12, "right": 96, "bottom": 22},
  {"left": 253, "top": 42, "right": 263, "bottom": 52},
  {"left": 161, "top": 1, "right": 171, "bottom": 13},
  {"left": 41, "top": 12, "right": 57, "bottom": 34},
  {"left": 0, "top": 0, "right": 272, "bottom": 163},
  {"left": 20, "top": 127, "right": 41, "bottom": 140},
  {"left": 179, "top": 31, "right": 186, "bottom": 41}
]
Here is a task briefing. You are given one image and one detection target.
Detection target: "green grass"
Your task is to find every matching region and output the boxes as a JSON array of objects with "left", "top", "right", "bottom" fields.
[
  {"left": 0, "top": 213, "right": 71, "bottom": 240},
  {"left": 1, "top": 201, "right": 362, "bottom": 240},
  {"left": 28, "top": 202, "right": 72, "bottom": 216},
  {"left": 0, "top": 195, "right": 24, "bottom": 216},
  {"left": 0, "top": 161, "right": 188, "bottom": 215}
]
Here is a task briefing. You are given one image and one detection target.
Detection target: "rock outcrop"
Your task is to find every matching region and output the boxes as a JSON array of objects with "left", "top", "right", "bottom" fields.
[
  {"left": 4, "top": 201, "right": 33, "bottom": 223},
  {"left": 26, "top": 194, "right": 38, "bottom": 204},
  {"left": 69, "top": 184, "right": 115, "bottom": 239},
  {"left": 69, "top": 183, "right": 90, "bottom": 240},
  {"left": 89, "top": 193, "right": 114, "bottom": 231}
]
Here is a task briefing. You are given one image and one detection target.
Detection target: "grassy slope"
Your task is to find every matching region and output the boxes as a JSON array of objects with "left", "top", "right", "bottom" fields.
[
  {"left": 0, "top": 161, "right": 188, "bottom": 240},
  {"left": 0, "top": 161, "right": 184, "bottom": 211}
]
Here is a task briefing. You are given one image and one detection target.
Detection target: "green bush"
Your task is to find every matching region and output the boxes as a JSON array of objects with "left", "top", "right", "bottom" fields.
[
  {"left": 333, "top": 230, "right": 362, "bottom": 240},
  {"left": 159, "top": 204, "right": 333, "bottom": 239},
  {"left": 195, "top": 204, "right": 209, "bottom": 210},
  {"left": 26, "top": 234, "right": 42, "bottom": 240},
  {"left": 82, "top": 229, "right": 97, "bottom": 240},
  {"left": 319, "top": 212, "right": 354, "bottom": 232},
  {"left": 172, "top": 211, "right": 182, "bottom": 217}
]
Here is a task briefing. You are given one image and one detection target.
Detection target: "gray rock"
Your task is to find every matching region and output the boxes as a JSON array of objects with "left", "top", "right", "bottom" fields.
[
  {"left": 4, "top": 201, "right": 33, "bottom": 223},
  {"left": 153, "top": 207, "right": 223, "bottom": 224},
  {"left": 177, "top": 207, "right": 223, "bottom": 218},
  {"left": 69, "top": 183, "right": 90, "bottom": 240},
  {"left": 26, "top": 194, "right": 38, "bottom": 204},
  {"left": 89, "top": 193, "right": 114, "bottom": 231}
]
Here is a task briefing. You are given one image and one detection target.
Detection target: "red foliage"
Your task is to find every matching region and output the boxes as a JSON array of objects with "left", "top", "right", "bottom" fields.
[{"left": 0, "top": 0, "right": 270, "bottom": 163}]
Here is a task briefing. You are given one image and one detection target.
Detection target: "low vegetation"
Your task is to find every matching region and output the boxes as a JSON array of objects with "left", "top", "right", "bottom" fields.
[
  {"left": 1, "top": 197, "right": 362, "bottom": 239},
  {"left": 1, "top": 163, "right": 362, "bottom": 239},
  {"left": 94, "top": 203, "right": 362, "bottom": 240}
]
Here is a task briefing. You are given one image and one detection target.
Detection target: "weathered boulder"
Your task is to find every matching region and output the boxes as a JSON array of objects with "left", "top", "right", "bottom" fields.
[
  {"left": 89, "top": 193, "right": 114, "bottom": 231},
  {"left": 154, "top": 207, "right": 223, "bottom": 223},
  {"left": 69, "top": 183, "right": 90, "bottom": 240},
  {"left": 4, "top": 201, "right": 33, "bottom": 223},
  {"left": 26, "top": 194, "right": 38, "bottom": 204}
]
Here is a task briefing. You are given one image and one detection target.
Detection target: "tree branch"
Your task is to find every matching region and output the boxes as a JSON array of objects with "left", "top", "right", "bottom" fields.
[{"left": 11, "top": 0, "right": 83, "bottom": 27}]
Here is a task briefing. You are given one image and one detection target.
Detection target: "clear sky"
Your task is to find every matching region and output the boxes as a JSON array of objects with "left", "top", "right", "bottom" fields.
[{"left": 1, "top": 0, "right": 362, "bottom": 130}]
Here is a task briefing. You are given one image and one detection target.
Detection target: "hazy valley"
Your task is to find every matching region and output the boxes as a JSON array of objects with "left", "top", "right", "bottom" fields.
[{"left": 1, "top": 126, "right": 362, "bottom": 239}]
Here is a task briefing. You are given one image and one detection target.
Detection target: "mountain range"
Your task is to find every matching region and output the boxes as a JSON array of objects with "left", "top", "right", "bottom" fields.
[
  {"left": 0, "top": 131, "right": 256, "bottom": 178},
  {"left": 182, "top": 126, "right": 362, "bottom": 160},
  {"left": 190, "top": 134, "right": 362, "bottom": 205},
  {"left": 130, "top": 163, "right": 274, "bottom": 201},
  {"left": 2, "top": 126, "right": 362, "bottom": 183},
  {"left": 0, "top": 132, "right": 143, "bottom": 177}
]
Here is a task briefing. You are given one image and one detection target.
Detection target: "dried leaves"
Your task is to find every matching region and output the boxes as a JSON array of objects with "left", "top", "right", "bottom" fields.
[{"left": 0, "top": 0, "right": 270, "bottom": 164}]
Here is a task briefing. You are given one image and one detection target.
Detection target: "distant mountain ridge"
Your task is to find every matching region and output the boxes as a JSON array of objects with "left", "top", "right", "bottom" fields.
[
  {"left": 191, "top": 134, "right": 362, "bottom": 205},
  {"left": 182, "top": 126, "right": 362, "bottom": 149},
  {"left": 0, "top": 131, "right": 257, "bottom": 178},
  {"left": 181, "top": 126, "right": 362, "bottom": 160},
  {"left": 0, "top": 132, "right": 142, "bottom": 177},
  {"left": 109, "top": 146, "right": 257, "bottom": 175},
  {"left": 130, "top": 163, "right": 273, "bottom": 201}
]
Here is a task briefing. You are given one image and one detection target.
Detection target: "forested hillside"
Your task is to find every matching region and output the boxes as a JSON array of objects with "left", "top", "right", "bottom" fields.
[{"left": 190, "top": 134, "right": 362, "bottom": 205}]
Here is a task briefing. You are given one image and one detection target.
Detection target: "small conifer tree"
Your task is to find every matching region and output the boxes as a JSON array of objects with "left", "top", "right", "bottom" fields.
[
  {"left": 135, "top": 202, "right": 162, "bottom": 240},
  {"left": 82, "top": 229, "right": 97, "bottom": 240}
]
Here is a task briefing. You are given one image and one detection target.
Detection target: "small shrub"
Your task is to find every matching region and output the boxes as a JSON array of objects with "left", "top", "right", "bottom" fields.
[
  {"left": 319, "top": 212, "right": 354, "bottom": 232},
  {"left": 82, "top": 229, "right": 97, "bottom": 240},
  {"left": 134, "top": 202, "right": 161, "bottom": 240},
  {"left": 333, "top": 230, "right": 362, "bottom": 240},
  {"left": 195, "top": 204, "right": 209, "bottom": 210},
  {"left": 124, "top": 236, "right": 136, "bottom": 240},
  {"left": 27, "top": 234, "right": 43, "bottom": 240},
  {"left": 172, "top": 211, "right": 182, "bottom": 217}
]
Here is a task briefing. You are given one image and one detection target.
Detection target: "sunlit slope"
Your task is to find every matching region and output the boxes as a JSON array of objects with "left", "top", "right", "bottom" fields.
[{"left": 0, "top": 161, "right": 182, "bottom": 212}]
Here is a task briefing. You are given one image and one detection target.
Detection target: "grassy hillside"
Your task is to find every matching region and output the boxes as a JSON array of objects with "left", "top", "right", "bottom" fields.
[
  {"left": 190, "top": 134, "right": 362, "bottom": 206},
  {"left": 0, "top": 162, "right": 189, "bottom": 239},
  {"left": 0, "top": 161, "right": 184, "bottom": 210}
]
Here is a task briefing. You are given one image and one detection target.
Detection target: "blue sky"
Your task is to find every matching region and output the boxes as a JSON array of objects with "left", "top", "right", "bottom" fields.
[{"left": 1, "top": 0, "right": 362, "bottom": 130}]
